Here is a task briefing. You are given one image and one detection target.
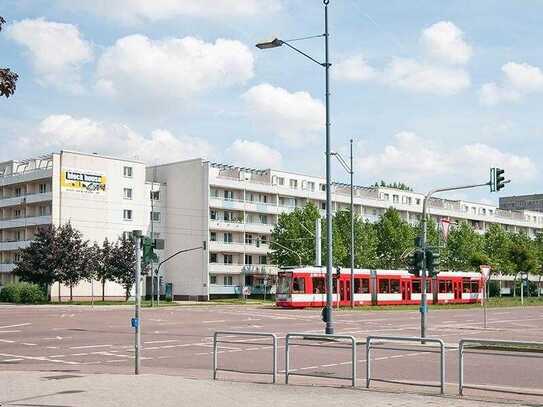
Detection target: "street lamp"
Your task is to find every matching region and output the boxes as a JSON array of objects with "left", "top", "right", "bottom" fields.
[
  {"left": 256, "top": 0, "right": 334, "bottom": 334},
  {"left": 331, "top": 139, "right": 354, "bottom": 308}
]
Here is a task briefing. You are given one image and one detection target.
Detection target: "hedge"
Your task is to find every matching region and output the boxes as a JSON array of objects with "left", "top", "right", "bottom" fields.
[{"left": 0, "top": 282, "right": 47, "bottom": 304}]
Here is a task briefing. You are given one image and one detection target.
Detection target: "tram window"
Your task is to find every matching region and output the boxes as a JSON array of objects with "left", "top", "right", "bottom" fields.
[
  {"left": 292, "top": 278, "right": 305, "bottom": 294},
  {"left": 439, "top": 280, "right": 453, "bottom": 293},
  {"left": 312, "top": 277, "right": 325, "bottom": 294},
  {"left": 390, "top": 280, "right": 400, "bottom": 293},
  {"left": 378, "top": 279, "right": 390, "bottom": 293},
  {"left": 277, "top": 276, "right": 291, "bottom": 294},
  {"left": 412, "top": 280, "right": 421, "bottom": 293},
  {"left": 463, "top": 279, "right": 471, "bottom": 293},
  {"left": 354, "top": 278, "right": 369, "bottom": 294},
  {"left": 426, "top": 281, "right": 432, "bottom": 293},
  {"left": 470, "top": 281, "right": 480, "bottom": 292}
]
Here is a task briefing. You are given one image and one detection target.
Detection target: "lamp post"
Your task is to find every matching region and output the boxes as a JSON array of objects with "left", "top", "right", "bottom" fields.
[
  {"left": 331, "top": 139, "right": 354, "bottom": 308},
  {"left": 256, "top": 0, "right": 334, "bottom": 335}
]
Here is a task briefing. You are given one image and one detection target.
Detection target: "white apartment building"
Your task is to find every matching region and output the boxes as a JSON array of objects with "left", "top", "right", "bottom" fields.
[{"left": 2, "top": 152, "right": 543, "bottom": 300}]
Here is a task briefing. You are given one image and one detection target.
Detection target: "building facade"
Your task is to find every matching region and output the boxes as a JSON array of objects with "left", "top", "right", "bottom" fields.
[
  {"left": 2, "top": 152, "right": 543, "bottom": 300},
  {"left": 499, "top": 194, "right": 543, "bottom": 213}
]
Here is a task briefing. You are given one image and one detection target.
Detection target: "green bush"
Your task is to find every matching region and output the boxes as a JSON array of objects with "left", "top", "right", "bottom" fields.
[{"left": 0, "top": 283, "right": 47, "bottom": 304}]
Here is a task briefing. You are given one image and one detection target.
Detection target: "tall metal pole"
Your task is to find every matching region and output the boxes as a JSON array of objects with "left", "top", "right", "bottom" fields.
[
  {"left": 133, "top": 230, "right": 142, "bottom": 375},
  {"left": 350, "top": 139, "right": 354, "bottom": 308},
  {"left": 315, "top": 218, "right": 322, "bottom": 267},
  {"left": 150, "top": 185, "right": 155, "bottom": 307},
  {"left": 323, "top": 0, "right": 334, "bottom": 335}
]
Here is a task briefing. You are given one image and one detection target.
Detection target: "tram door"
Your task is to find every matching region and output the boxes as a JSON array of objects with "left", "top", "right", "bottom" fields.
[
  {"left": 454, "top": 280, "right": 462, "bottom": 300},
  {"left": 339, "top": 280, "right": 351, "bottom": 305},
  {"left": 401, "top": 280, "right": 411, "bottom": 302}
]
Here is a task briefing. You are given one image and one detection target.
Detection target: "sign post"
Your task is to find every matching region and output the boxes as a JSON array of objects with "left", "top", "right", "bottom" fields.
[
  {"left": 520, "top": 272, "right": 528, "bottom": 305},
  {"left": 480, "top": 265, "right": 491, "bottom": 329},
  {"left": 132, "top": 230, "right": 142, "bottom": 375}
]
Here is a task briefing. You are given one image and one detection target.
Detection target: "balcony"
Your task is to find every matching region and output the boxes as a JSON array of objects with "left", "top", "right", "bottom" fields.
[
  {"left": 0, "top": 215, "right": 52, "bottom": 229},
  {"left": 209, "top": 196, "right": 281, "bottom": 215},
  {"left": 208, "top": 219, "right": 274, "bottom": 234},
  {"left": 0, "top": 168, "right": 53, "bottom": 186},
  {"left": 209, "top": 240, "right": 246, "bottom": 253},
  {"left": 0, "top": 263, "right": 15, "bottom": 273},
  {"left": 0, "top": 192, "right": 52, "bottom": 209},
  {"left": 0, "top": 240, "right": 31, "bottom": 251},
  {"left": 208, "top": 263, "right": 278, "bottom": 275}
]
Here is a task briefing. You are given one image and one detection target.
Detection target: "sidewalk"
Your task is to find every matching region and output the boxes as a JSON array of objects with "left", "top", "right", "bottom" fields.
[{"left": 0, "top": 371, "right": 530, "bottom": 407}]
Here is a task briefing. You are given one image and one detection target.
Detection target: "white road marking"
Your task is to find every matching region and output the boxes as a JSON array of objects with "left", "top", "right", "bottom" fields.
[
  {"left": 0, "top": 330, "right": 21, "bottom": 333},
  {"left": 2, "top": 358, "right": 23, "bottom": 362},
  {"left": 202, "top": 320, "right": 226, "bottom": 324},
  {"left": 22, "top": 343, "right": 37, "bottom": 346},
  {"left": 0, "top": 323, "right": 31, "bottom": 329},
  {"left": 0, "top": 352, "right": 79, "bottom": 365},
  {"left": 0, "top": 339, "right": 15, "bottom": 343},
  {"left": 70, "top": 344, "right": 112, "bottom": 349},
  {"left": 144, "top": 340, "right": 177, "bottom": 344}
]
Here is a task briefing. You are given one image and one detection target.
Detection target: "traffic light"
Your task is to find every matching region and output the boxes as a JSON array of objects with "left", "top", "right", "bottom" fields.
[
  {"left": 408, "top": 249, "right": 424, "bottom": 277},
  {"left": 335, "top": 266, "right": 341, "bottom": 279},
  {"left": 142, "top": 237, "right": 158, "bottom": 264},
  {"left": 490, "top": 167, "right": 508, "bottom": 192},
  {"left": 426, "top": 248, "right": 440, "bottom": 277}
]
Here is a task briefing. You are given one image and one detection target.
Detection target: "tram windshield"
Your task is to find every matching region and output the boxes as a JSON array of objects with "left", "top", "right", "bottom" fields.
[{"left": 277, "top": 274, "right": 292, "bottom": 294}]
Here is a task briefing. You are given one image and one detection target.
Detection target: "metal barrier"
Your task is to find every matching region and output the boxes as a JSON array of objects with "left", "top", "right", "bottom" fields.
[
  {"left": 213, "top": 331, "right": 277, "bottom": 383},
  {"left": 459, "top": 338, "right": 543, "bottom": 396},
  {"left": 366, "top": 336, "right": 446, "bottom": 394},
  {"left": 285, "top": 333, "right": 357, "bottom": 387}
]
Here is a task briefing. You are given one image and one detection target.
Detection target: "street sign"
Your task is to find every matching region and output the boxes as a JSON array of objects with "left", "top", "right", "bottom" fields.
[{"left": 480, "top": 265, "right": 491, "bottom": 281}]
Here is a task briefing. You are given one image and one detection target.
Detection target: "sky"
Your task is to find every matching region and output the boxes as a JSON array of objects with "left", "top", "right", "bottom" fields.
[{"left": 0, "top": 0, "right": 541, "bottom": 204}]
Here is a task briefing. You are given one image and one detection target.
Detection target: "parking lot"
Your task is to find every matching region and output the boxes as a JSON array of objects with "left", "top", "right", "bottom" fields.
[{"left": 1, "top": 304, "right": 542, "bottom": 403}]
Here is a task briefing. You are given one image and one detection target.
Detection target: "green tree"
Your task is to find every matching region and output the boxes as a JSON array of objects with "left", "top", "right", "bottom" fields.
[
  {"left": 375, "top": 208, "right": 416, "bottom": 269},
  {"left": 508, "top": 239, "right": 537, "bottom": 277},
  {"left": 373, "top": 180, "right": 413, "bottom": 191},
  {"left": 332, "top": 210, "right": 378, "bottom": 268},
  {"left": 0, "top": 17, "right": 19, "bottom": 97},
  {"left": 112, "top": 235, "right": 137, "bottom": 300},
  {"left": 443, "top": 221, "right": 484, "bottom": 271},
  {"left": 533, "top": 233, "right": 543, "bottom": 296},
  {"left": 270, "top": 203, "right": 320, "bottom": 267},
  {"left": 483, "top": 224, "right": 512, "bottom": 275},
  {"left": 56, "top": 223, "right": 88, "bottom": 301},
  {"left": 95, "top": 238, "right": 116, "bottom": 301},
  {"left": 13, "top": 225, "right": 59, "bottom": 295}
]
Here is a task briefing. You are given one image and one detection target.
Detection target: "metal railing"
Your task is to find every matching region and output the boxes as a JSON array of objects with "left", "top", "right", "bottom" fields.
[
  {"left": 285, "top": 333, "right": 357, "bottom": 387},
  {"left": 213, "top": 331, "right": 277, "bottom": 383},
  {"left": 459, "top": 338, "right": 543, "bottom": 397},
  {"left": 366, "top": 336, "right": 446, "bottom": 394}
]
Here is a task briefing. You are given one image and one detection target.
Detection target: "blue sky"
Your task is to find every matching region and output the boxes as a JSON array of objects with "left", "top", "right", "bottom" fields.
[{"left": 1, "top": 0, "right": 541, "bottom": 203}]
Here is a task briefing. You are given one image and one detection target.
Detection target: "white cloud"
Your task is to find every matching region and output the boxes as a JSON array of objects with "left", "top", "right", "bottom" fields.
[
  {"left": 59, "top": 0, "right": 281, "bottom": 24},
  {"left": 6, "top": 18, "right": 93, "bottom": 92},
  {"left": 242, "top": 84, "right": 324, "bottom": 147},
  {"left": 420, "top": 21, "right": 472, "bottom": 65},
  {"left": 96, "top": 34, "right": 254, "bottom": 105},
  {"left": 357, "top": 131, "right": 536, "bottom": 188},
  {"left": 384, "top": 58, "right": 470, "bottom": 95},
  {"left": 480, "top": 62, "right": 543, "bottom": 105},
  {"left": 333, "top": 55, "right": 376, "bottom": 82},
  {"left": 28, "top": 114, "right": 215, "bottom": 164},
  {"left": 225, "top": 139, "right": 282, "bottom": 169},
  {"left": 334, "top": 21, "right": 471, "bottom": 95}
]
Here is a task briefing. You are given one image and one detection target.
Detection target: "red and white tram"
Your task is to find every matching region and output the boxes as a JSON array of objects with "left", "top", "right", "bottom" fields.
[{"left": 276, "top": 267, "right": 483, "bottom": 308}]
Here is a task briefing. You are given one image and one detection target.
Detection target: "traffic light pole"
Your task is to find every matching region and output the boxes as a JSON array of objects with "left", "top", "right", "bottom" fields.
[{"left": 420, "top": 181, "right": 492, "bottom": 339}]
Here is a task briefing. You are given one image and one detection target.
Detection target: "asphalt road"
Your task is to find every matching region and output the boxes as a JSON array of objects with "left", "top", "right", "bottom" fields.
[{"left": 1, "top": 304, "right": 542, "bottom": 404}]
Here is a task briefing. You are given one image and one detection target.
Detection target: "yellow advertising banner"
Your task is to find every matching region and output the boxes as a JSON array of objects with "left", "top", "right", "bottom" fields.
[{"left": 61, "top": 169, "right": 107, "bottom": 194}]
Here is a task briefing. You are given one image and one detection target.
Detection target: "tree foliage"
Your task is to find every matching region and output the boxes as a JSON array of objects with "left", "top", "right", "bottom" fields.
[
  {"left": 374, "top": 208, "right": 416, "bottom": 269},
  {"left": 0, "top": 16, "right": 19, "bottom": 98},
  {"left": 442, "top": 221, "right": 484, "bottom": 271},
  {"left": 373, "top": 180, "right": 413, "bottom": 191},
  {"left": 111, "top": 235, "right": 137, "bottom": 300}
]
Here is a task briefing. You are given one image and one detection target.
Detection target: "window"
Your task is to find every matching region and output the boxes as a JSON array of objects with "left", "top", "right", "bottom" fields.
[
  {"left": 16, "top": 231, "right": 23, "bottom": 241},
  {"left": 150, "top": 191, "right": 160, "bottom": 200},
  {"left": 378, "top": 279, "right": 390, "bottom": 293},
  {"left": 224, "top": 211, "right": 234, "bottom": 221},
  {"left": 123, "top": 209, "right": 133, "bottom": 220},
  {"left": 312, "top": 277, "right": 325, "bottom": 294},
  {"left": 124, "top": 188, "right": 133, "bottom": 200},
  {"left": 383, "top": 193, "right": 390, "bottom": 201},
  {"left": 224, "top": 254, "right": 233, "bottom": 264},
  {"left": 320, "top": 183, "right": 326, "bottom": 192},
  {"left": 14, "top": 209, "right": 21, "bottom": 218},
  {"left": 354, "top": 278, "right": 370, "bottom": 294},
  {"left": 470, "top": 281, "right": 480, "bottom": 293},
  {"left": 210, "top": 253, "right": 217, "bottom": 263},
  {"left": 39, "top": 206, "right": 47, "bottom": 216},
  {"left": 245, "top": 233, "right": 253, "bottom": 244},
  {"left": 307, "top": 181, "right": 315, "bottom": 191},
  {"left": 412, "top": 280, "right": 421, "bottom": 293},
  {"left": 390, "top": 279, "right": 401, "bottom": 293},
  {"left": 150, "top": 211, "right": 160, "bottom": 222},
  {"left": 259, "top": 214, "right": 267, "bottom": 224},
  {"left": 223, "top": 232, "right": 233, "bottom": 243},
  {"left": 224, "top": 190, "right": 234, "bottom": 200},
  {"left": 223, "top": 276, "right": 233, "bottom": 285},
  {"left": 259, "top": 255, "right": 267, "bottom": 265},
  {"left": 415, "top": 199, "right": 421, "bottom": 205},
  {"left": 210, "top": 210, "right": 217, "bottom": 220},
  {"left": 462, "top": 279, "right": 471, "bottom": 293},
  {"left": 123, "top": 166, "right": 133, "bottom": 177},
  {"left": 277, "top": 177, "right": 285, "bottom": 186},
  {"left": 245, "top": 254, "right": 252, "bottom": 265},
  {"left": 292, "top": 278, "right": 305, "bottom": 294},
  {"left": 210, "top": 275, "right": 217, "bottom": 284},
  {"left": 260, "top": 235, "right": 267, "bottom": 244},
  {"left": 290, "top": 179, "right": 298, "bottom": 189},
  {"left": 39, "top": 183, "right": 47, "bottom": 194},
  {"left": 210, "top": 232, "right": 217, "bottom": 242},
  {"left": 439, "top": 280, "right": 453, "bottom": 293},
  {"left": 393, "top": 195, "right": 399, "bottom": 204},
  {"left": 15, "top": 187, "right": 22, "bottom": 197},
  {"left": 321, "top": 202, "right": 326, "bottom": 210}
]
